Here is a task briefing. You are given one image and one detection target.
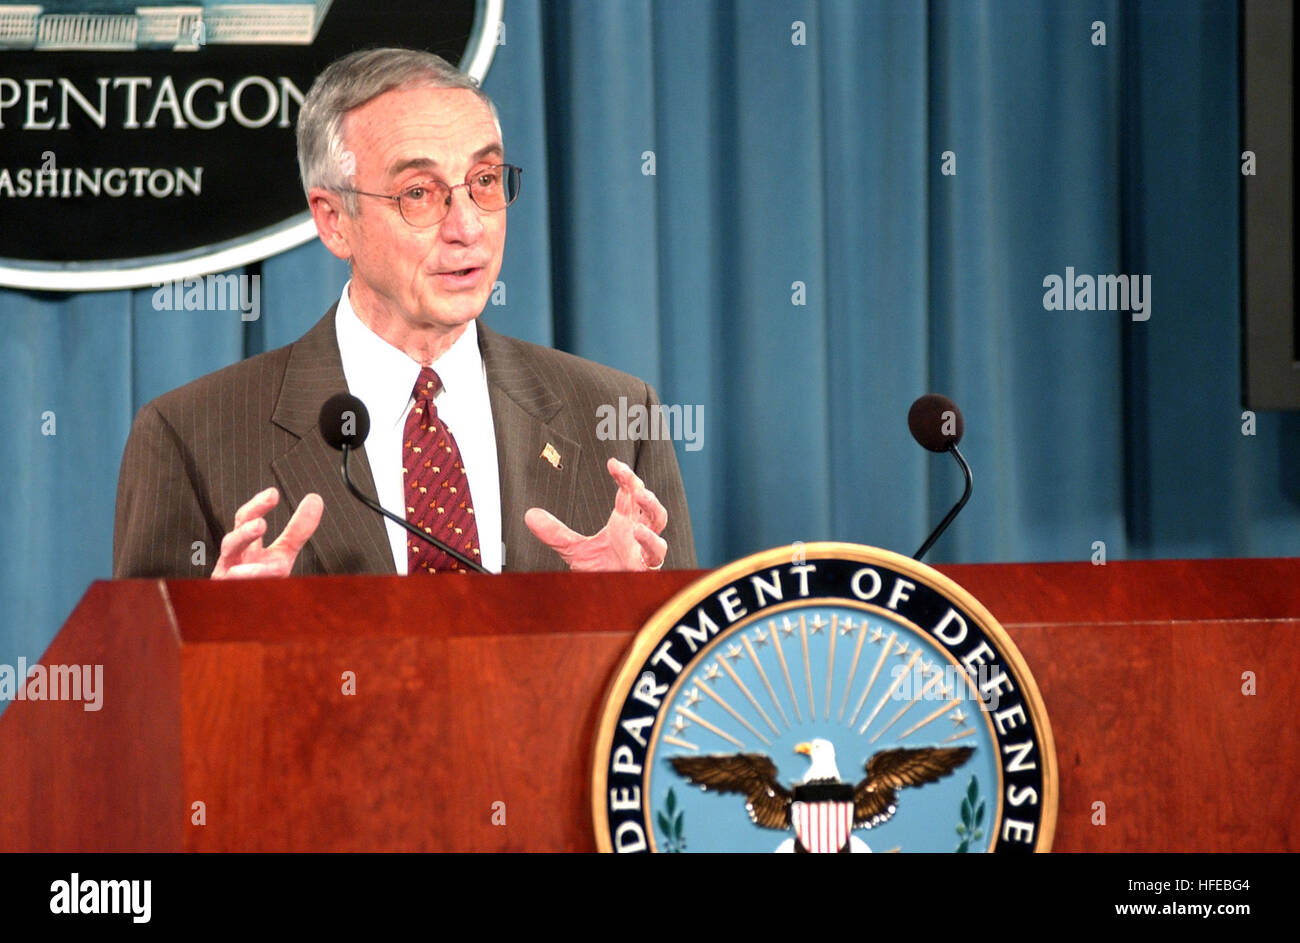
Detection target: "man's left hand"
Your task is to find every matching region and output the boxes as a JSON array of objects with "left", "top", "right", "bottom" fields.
[{"left": 525, "top": 457, "right": 669, "bottom": 571}]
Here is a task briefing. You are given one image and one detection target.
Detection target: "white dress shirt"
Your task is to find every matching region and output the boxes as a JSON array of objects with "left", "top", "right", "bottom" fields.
[{"left": 334, "top": 282, "right": 503, "bottom": 573}]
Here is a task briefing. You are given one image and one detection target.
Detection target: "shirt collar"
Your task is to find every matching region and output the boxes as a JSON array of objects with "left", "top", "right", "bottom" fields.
[{"left": 335, "top": 280, "right": 482, "bottom": 431}]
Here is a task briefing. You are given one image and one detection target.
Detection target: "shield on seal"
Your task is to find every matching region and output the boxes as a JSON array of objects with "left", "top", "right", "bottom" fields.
[{"left": 790, "top": 783, "right": 856, "bottom": 853}]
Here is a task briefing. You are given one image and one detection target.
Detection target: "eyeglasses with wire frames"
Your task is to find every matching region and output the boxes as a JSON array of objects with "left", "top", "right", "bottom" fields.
[{"left": 337, "top": 163, "right": 522, "bottom": 228}]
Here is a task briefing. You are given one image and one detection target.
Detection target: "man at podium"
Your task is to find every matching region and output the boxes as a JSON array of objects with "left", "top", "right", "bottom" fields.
[{"left": 113, "top": 48, "right": 695, "bottom": 580}]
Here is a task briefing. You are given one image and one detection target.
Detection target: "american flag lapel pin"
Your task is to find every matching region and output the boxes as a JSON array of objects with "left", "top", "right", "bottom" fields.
[{"left": 541, "top": 443, "right": 563, "bottom": 469}]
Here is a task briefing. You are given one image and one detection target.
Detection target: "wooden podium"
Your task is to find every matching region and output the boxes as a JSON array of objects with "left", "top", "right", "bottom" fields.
[{"left": 1, "top": 558, "right": 1297, "bottom": 852}]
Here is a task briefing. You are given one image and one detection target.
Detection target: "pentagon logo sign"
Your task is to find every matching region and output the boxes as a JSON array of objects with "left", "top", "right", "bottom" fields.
[
  {"left": 0, "top": 0, "right": 501, "bottom": 290},
  {"left": 592, "top": 543, "right": 1057, "bottom": 853}
]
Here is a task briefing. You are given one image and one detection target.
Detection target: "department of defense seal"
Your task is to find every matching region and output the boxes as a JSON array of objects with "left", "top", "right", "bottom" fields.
[{"left": 592, "top": 543, "right": 1058, "bottom": 853}]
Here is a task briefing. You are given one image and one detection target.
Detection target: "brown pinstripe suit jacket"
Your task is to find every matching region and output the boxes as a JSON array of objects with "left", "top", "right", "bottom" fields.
[{"left": 112, "top": 309, "right": 696, "bottom": 577}]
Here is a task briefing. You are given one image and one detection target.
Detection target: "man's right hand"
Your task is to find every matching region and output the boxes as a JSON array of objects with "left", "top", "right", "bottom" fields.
[{"left": 212, "top": 487, "right": 324, "bottom": 579}]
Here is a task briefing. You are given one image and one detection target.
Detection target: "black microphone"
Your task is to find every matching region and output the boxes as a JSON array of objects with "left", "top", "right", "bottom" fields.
[
  {"left": 908, "top": 393, "right": 973, "bottom": 561},
  {"left": 318, "top": 392, "right": 488, "bottom": 574}
]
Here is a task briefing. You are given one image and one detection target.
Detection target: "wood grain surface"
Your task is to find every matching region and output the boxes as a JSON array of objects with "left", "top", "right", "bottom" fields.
[{"left": 1, "top": 558, "right": 1295, "bottom": 852}]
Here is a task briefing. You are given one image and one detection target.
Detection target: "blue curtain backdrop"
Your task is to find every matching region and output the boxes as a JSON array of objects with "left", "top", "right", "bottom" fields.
[{"left": 3, "top": 0, "right": 1295, "bottom": 705}]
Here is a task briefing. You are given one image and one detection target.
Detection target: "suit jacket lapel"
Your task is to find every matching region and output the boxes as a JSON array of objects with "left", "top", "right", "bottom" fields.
[
  {"left": 270, "top": 307, "right": 396, "bottom": 575},
  {"left": 478, "top": 322, "right": 580, "bottom": 572}
]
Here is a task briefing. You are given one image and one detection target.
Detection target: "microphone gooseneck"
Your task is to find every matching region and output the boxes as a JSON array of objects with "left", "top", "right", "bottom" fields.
[
  {"left": 908, "top": 394, "right": 973, "bottom": 562},
  {"left": 318, "top": 393, "right": 489, "bottom": 574}
]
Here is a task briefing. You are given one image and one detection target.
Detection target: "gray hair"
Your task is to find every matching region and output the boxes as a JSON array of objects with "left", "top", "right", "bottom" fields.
[{"left": 296, "top": 47, "right": 502, "bottom": 215}]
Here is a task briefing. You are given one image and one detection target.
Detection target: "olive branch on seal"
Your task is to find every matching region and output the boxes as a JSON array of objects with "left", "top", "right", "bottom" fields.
[
  {"left": 954, "top": 775, "right": 985, "bottom": 852},
  {"left": 657, "top": 787, "right": 686, "bottom": 852}
]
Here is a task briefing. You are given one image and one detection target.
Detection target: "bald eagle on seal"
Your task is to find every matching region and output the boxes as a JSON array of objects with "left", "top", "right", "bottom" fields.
[{"left": 669, "top": 738, "right": 974, "bottom": 853}]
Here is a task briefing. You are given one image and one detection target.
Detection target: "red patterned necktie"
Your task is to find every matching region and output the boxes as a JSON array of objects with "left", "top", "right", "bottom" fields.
[{"left": 403, "top": 367, "right": 481, "bottom": 574}]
